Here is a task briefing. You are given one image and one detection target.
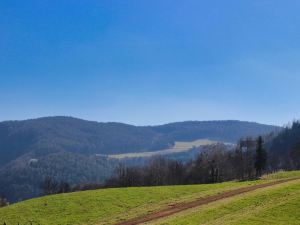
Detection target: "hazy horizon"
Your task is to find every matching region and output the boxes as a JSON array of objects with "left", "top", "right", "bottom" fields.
[{"left": 0, "top": 115, "right": 285, "bottom": 127}]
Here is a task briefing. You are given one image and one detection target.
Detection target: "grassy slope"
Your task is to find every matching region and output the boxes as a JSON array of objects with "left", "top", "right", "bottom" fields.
[
  {"left": 150, "top": 177, "right": 300, "bottom": 225},
  {"left": 0, "top": 171, "right": 299, "bottom": 225},
  {"left": 108, "top": 139, "right": 217, "bottom": 159}
]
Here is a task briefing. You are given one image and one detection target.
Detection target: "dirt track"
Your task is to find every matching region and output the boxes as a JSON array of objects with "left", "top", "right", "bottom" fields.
[{"left": 115, "top": 178, "right": 299, "bottom": 225}]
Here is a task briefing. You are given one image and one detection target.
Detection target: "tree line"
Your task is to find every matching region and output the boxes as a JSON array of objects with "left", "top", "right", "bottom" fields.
[
  {"left": 268, "top": 121, "right": 300, "bottom": 170},
  {"left": 104, "top": 136, "right": 267, "bottom": 188},
  {"left": 37, "top": 119, "right": 300, "bottom": 197},
  {"left": 38, "top": 136, "right": 268, "bottom": 196}
]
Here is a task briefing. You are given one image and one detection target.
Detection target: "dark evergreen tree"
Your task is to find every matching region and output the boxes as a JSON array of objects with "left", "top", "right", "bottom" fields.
[
  {"left": 57, "top": 181, "right": 71, "bottom": 193},
  {"left": 0, "top": 195, "right": 8, "bottom": 207},
  {"left": 255, "top": 136, "right": 267, "bottom": 177},
  {"left": 41, "top": 177, "right": 59, "bottom": 195}
]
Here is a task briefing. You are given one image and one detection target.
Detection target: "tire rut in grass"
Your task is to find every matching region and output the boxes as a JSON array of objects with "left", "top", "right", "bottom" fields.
[{"left": 114, "top": 178, "right": 300, "bottom": 225}]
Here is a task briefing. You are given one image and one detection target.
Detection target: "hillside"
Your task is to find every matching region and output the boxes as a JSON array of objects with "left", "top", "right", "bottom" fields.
[
  {"left": 152, "top": 120, "right": 279, "bottom": 142},
  {"left": 0, "top": 117, "right": 165, "bottom": 167},
  {"left": 0, "top": 152, "right": 117, "bottom": 202},
  {"left": 268, "top": 121, "right": 300, "bottom": 170},
  {"left": 150, "top": 173, "right": 300, "bottom": 225},
  {"left": 0, "top": 171, "right": 299, "bottom": 225},
  {"left": 0, "top": 117, "right": 279, "bottom": 202},
  {"left": 0, "top": 116, "right": 279, "bottom": 167}
]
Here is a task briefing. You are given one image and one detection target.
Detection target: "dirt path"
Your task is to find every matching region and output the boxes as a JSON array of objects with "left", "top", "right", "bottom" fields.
[{"left": 115, "top": 178, "right": 299, "bottom": 225}]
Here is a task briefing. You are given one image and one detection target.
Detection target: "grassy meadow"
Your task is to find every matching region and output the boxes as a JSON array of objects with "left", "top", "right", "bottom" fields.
[
  {"left": 108, "top": 139, "right": 218, "bottom": 159},
  {"left": 150, "top": 176, "right": 300, "bottom": 225},
  {"left": 0, "top": 171, "right": 299, "bottom": 225}
]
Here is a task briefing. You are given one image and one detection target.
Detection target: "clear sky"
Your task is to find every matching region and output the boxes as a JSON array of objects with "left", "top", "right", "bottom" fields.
[{"left": 1, "top": 0, "right": 300, "bottom": 126}]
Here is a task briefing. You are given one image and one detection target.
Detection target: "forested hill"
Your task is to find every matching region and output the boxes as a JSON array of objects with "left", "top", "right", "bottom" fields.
[
  {"left": 152, "top": 120, "right": 279, "bottom": 143},
  {"left": 268, "top": 121, "right": 300, "bottom": 169},
  {"left": 0, "top": 117, "right": 280, "bottom": 202},
  {"left": 0, "top": 116, "right": 279, "bottom": 167}
]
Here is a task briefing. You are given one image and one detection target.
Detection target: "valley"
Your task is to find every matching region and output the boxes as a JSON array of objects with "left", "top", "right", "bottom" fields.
[{"left": 0, "top": 117, "right": 277, "bottom": 203}]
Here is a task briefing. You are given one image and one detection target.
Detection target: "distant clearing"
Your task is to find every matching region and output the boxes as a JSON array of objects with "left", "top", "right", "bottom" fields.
[{"left": 107, "top": 139, "right": 222, "bottom": 159}]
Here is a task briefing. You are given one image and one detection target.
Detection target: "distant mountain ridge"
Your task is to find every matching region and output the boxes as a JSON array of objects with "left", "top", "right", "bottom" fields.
[
  {"left": 0, "top": 116, "right": 280, "bottom": 167},
  {"left": 0, "top": 116, "right": 280, "bottom": 202}
]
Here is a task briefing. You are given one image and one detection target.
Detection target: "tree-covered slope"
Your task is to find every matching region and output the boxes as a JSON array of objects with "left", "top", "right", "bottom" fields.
[
  {"left": 0, "top": 152, "right": 117, "bottom": 202},
  {"left": 153, "top": 120, "right": 278, "bottom": 142},
  {"left": 0, "top": 116, "right": 279, "bottom": 202},
  {"left": 268, "top": 121, "right": 300, "bottom": 169},
  {"left": 0, "top": 116, "right": 167, "bottom": 166},
  {"left": 0, "top": 116, "right": 279, "bottom": 167}
]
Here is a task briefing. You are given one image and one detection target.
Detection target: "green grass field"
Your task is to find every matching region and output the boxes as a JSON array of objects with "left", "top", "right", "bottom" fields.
[
  {"left": 150, "top": 177, "right": 300, "bottom": 225},
  {"left": 0, "top": 171, "right": 299, "bottom": 225}
]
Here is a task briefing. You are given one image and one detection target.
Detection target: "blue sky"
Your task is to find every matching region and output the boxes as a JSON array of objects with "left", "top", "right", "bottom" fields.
[{"left": 1, "top": 0, "right": 300, "bottom": 125}]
